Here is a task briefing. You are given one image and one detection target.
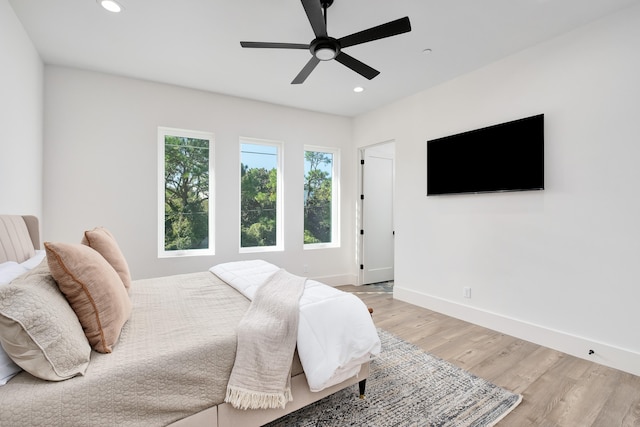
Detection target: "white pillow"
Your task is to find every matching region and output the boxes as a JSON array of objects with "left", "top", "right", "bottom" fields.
[
  {"left": 0, "top": 262, "right": 28, "bottom": 285},
  {"left": 0, "top": 346, "right": 21, "bottom": 385},
  {"left": 19, "top": 250, "right": 46, "bottom": 270},
  {"left": 0, "top": 262, "right": 27, "bottom": 384}
]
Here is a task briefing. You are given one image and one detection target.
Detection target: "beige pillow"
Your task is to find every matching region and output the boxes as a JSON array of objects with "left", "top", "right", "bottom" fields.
[
  {"left": 0, "top": 260, "right": 91, "bottom": 381},
  {"left": 45, "top": 242, "right": 132, "bottom": 353},
  {"left": 81, "top": 226, "right": 132, "bottom": 290}
]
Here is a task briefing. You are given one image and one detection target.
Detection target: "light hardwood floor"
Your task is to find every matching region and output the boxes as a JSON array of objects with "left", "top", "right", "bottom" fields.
[{"left": 337, "top": 284, "right": 640, "bottom": 427}]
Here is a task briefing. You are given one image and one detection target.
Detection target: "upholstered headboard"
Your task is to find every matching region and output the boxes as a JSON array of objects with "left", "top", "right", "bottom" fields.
[{"left": 0, "top": 215, "right": 40, "bottom": 264}]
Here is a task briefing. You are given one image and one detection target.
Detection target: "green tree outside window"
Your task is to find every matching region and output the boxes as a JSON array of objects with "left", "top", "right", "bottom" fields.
[
  {"left": 304, "top": 150, "right": 333, "bottom": 244},
  {"left": 164, "top": 135, "right": 210, "bottom": 251},
  {"left": 240, "top": 143, "right": 278, "bottom": 248}
]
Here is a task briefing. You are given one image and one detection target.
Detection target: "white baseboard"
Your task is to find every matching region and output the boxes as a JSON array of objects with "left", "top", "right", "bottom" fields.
[
  {"left": 311, "top": 273, "right": 357, "bottom": 287},
  {"left": 394, "top": 286, "right": 640, "bottom": 378}
]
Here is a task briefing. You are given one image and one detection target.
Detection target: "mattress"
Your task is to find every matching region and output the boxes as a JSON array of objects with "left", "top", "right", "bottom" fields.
[{"left": 0, "top": 271, "right": 251, "bottom": 426}]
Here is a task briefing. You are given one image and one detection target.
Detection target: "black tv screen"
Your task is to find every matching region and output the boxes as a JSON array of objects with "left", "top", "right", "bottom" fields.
[{"left": 427, "top": 114, "right": 544, "bottom": 196}]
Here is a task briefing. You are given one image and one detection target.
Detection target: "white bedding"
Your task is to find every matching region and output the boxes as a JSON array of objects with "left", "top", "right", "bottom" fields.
[
  {"left": 209, "top": 260, "right": 381, "bottom": 392},
  {"left": 0, "top": 250, "right": 45, "bottom": 285}
]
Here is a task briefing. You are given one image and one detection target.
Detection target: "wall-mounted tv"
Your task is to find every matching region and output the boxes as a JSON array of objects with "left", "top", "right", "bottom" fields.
[{"left": 427, "top": 114, "right": 544, "bottom": 196}]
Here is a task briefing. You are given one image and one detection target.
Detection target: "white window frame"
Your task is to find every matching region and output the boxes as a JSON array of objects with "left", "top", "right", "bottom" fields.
[
  {"left": 303, "top": 145, "right": 340, "bottom": 250},
  {"left": 157, "top": 127, "right": 215, "bottom": 258},
  {"left": 239, "top": 137, "right": 284, "bottom": 253}
]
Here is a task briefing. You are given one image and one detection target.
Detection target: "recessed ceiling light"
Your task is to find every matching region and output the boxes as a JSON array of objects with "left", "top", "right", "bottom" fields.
[
  {"left": 353, "top": 86, "right": 364, "bottom": 93},
  {"left": 422, "top": 48, "right": 433, "bottom": 54},
  {"left": 98, "top": 0, "right": 123, "bottom": 13}
]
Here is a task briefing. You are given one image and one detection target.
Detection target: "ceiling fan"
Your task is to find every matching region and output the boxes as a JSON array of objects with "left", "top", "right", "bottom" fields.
[{"left": 240, "top": 0, "right": 411, "bottom": 84}]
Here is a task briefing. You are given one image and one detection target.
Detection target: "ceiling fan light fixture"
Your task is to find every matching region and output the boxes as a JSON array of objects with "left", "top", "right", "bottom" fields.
[
  {"left": 98, "top": 0, "right": 123, "bottom": 13},
  {"left": 314, "top": 46, "right": 337, "bottom": 61}
]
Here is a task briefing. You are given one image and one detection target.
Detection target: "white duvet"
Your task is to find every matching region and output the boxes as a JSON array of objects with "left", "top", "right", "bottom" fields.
[{"left": 209, "top": 260, "right": 381, "bottom": 392}]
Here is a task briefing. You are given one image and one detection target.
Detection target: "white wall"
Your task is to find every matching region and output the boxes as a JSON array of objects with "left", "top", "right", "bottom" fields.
[
  {"left": 44, "top": 67, "right": 355, "bottom": 282},
  {"left": 0, "top": 0, "right": 43, "bottom": 217},
  {"left": 353, "top": 4, "right": 640, "bottom": 375}
]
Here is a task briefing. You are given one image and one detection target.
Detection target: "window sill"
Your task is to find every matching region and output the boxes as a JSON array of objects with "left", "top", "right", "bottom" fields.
[
  {"left": 304, "top": 243, "right": 340, "bottom": 250},
  {"left": 239, "top": 245, "right": 284, "bottom": 254},
  {"left": 158, "top": 249, "right": 215, "bottom": 258}
]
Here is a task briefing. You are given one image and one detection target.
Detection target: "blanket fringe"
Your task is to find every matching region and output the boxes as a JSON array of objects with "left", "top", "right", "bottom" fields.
[{"left": 225, "top": 385, "right": 293, "bottom": 410}]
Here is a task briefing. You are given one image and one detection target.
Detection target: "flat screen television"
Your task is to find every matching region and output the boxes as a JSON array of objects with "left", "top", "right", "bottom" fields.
[{"left": 427, "top": 114, "right": 544, "bottom": 196}]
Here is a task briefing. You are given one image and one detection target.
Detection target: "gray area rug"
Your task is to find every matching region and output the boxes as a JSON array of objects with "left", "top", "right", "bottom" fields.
[{"left": 266, "top": 329, "right": 522, "bottom": 426}]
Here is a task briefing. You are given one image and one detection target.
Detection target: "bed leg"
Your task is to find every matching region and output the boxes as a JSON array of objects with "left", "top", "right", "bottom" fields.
[{"left": 359, "top": 379, "right": 367, "bottom": 399}]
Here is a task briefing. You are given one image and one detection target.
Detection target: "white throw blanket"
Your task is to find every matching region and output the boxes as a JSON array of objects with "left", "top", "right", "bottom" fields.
[
  {"left": 210, "top": 260, "right": 381, "bottom": 392},
  {"left": 224, "top": 269, "right": 305, "bottom": 409}
]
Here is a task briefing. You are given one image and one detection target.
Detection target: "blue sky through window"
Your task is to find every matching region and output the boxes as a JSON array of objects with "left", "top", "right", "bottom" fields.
[{"left": 241, "top": 143, "right": 277, "bottom": 170}]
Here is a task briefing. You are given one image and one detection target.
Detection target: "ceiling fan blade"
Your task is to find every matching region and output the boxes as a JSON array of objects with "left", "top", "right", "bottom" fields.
[
  {"left": 292, "top": 56, "right": 321, "bottom": 84},
  {"left": 334, "top": 52, "right": 380, "bottom": 80},
  {"left": 240, "top": 41, "right": 310, "bottom": 49},
  {"left": 338, "top": 16, "right": 411, "bottom": 48},
  {"left": 301, "top": 0, "right": 327, "bottom": 38}
]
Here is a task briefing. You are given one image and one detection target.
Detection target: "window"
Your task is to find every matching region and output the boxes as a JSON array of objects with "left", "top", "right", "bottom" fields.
[
  {"left": 158, "top": 127, "right": 214, "bottom": 257},
  {"left": 304, "top": 147, "right": 339, "bottom": 247},
  {"left": 240, "top": 139, "right": 283, "bottom": 251}
]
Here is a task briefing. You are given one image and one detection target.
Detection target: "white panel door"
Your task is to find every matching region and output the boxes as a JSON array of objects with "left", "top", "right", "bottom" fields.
[{"left": 361, "top": 144, "right": 394, "bottom": 284}]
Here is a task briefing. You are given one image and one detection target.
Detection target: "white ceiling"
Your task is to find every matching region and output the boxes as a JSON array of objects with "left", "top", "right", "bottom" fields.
[{"left": 10, "top": 0, "right": 640, "bottom": 117}]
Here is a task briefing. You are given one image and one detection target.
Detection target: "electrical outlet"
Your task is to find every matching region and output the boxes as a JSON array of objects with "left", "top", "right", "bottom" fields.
[
  {"left": 303, "top": 264, "right": 309, "bottom": 273},
  {"left": 463, "top": 287, "right": 471, "bottom": 298}
]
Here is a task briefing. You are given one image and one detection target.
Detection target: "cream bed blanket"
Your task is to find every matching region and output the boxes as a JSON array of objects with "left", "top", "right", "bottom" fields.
[{"left": 225, "top": 269, "right": 305, "bottom": 409}]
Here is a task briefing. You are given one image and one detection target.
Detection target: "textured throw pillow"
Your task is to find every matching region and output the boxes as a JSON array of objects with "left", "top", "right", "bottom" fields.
[
  {"left": 45, "top": 242, "right": 132, "bottom": 353},
  {"left": 0, "top": 260, "right": 91, "bottom": 381},
  {"left": 81, "top": 226, "right": 132, "bottom": 290}
]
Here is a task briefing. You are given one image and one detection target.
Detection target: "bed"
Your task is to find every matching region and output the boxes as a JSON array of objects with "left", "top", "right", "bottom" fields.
[{"left": 0, "top": 215, "right": 381, "bottom": 426}]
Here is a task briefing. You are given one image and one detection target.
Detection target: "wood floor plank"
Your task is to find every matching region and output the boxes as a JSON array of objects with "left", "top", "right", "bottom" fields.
[
  {"left": 489, "top": 345, "right": 564, "bottom": 394},
  {"left": 339, "top": 285, "right": 640, "bottom": 426},
  {"left": 467, "top": 337, "right": 539, "bottom": 385},
  {"left": 447, "top": 332, "right": 520, "bottom": 370},
  {"left": 593, "top": 373, "right": 640, "bottom": 426},
  {"left": 544, "top": 363, "right": 612, "bottom": 426}
]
